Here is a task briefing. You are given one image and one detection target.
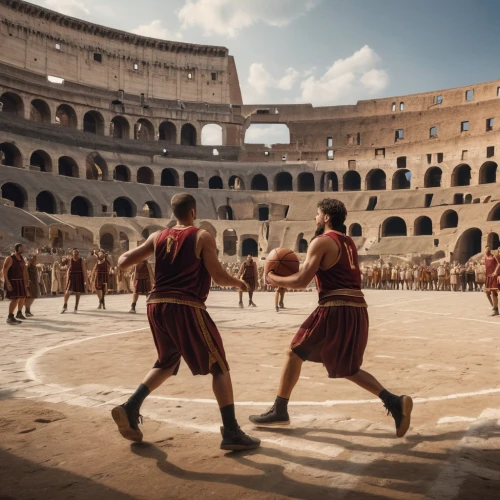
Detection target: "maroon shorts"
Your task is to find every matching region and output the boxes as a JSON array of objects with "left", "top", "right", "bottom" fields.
[
  {"left": 244, "top": 275, "right": 256, "bottom": 291},
  {"left": 291, "top": 305, "right": 369, "bottom": 378},
  {"left": 95, "top": 273, "right": 108, "bottom": 291},
  {"left": 66, "top": 273, "right": 85, "bottom": 293},
  {"left": 147, "top": 302, "right": 229, "bottom": 376},
  {"left": 485, "top": 276, "right": 499, "bottom": 291},
  {"left": 134, "top": 278, "right": 152, "bottom": 295},
  {"left": 5, "top": 279, "right": 27, "bottom": 299}
]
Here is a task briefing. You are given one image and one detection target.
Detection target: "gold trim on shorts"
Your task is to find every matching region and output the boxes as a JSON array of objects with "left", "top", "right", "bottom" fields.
[
  {"left": 146, "top": 297, "right": 207, "bottom": 310},
  {"left": 194, "top": 308, "right": 228, "bottom": 374},
  {"left": 319, "top": 300, "right": 368, "bottom": 308}
]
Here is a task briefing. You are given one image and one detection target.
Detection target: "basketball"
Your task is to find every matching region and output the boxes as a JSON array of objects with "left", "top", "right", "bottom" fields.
[{"left": 265, "top": 248, "right": 300, "bottom": 278}]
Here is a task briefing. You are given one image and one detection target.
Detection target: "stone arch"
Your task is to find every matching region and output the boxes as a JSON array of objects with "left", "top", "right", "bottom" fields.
[
  {"left": 113, "top": 165, "right": 131, "bottom": 182},
  {"left": 0, "top": 142, "right": 23, "bottom": 168},
  {"left": 199, "top": 221, "right": 217, "bottom": 238},
  {"left": 242, "top": 237, "right": 258, "bottom": 256},
  {"left": 258, "top": 205, "right": 269, "bottom": 221},
  {"left": 111, "top": 116, "right": 130, "bottom": 139},
  {"left": 464, "top": 194, "right": 473, "bottom": 204},
  {"left": 209, "top": 176, "right": 223, "bottom": 189},
  {"left": 86, "top": 152, "right": 109, "bottom": 181},
  {"left": 424, "top": 167, "right": 442, "bottom": 188},
  {"left": 455, "top": 228, "right": 482, "bottom": 264},
  {"left": 297, "top": 233, "right": 308, "bottom": 253},
  {"left": 382, "top": 217, "right": 407, "bottom": 237},
  {"left": 36, "top": 190, "right": 57, "bottom": 214},
  {"left": 414, "top": 216, "right": 433, "bottom": 236},
  {"left": 71, "top": 196, "right": 93, "bottom": 216},
  {"left": 137, "top": 166, "right": 154, "bottom": 185},
  {"left": 251, "top": 174, "right": 268, "bottom": 191},
  {"left": 0, "top": 91, "right": 24, "bottom": 116},
  {"left": 119, "top": 232, "right": 130, "bottom": 252},
  {"left": 136, "top": 119, "right": 154, "bottom": 141},
  {"left": 366, "top": 169, "right": 386, "bottom": 190},
  {"left": 1, "top": 182, "right": 27, "bottom": 208},
  {"left": 113, "top": 197, "right": 136, "bottom": 217},
  {"left": 440, "top": 209, "right": 459, "bottom": 229},
  {"left": 349, "top": 223, "right": 362, "bottom": 237},
  {"left": 30, "top": 150, "right": 52, "bottom": 172},
  {"left": 229, "top": 175, "right": 245, "bottom": 190},
  {"left": 159, "top": 121, "right": 177, "bottom": 143},
  {"left": 298, "top": 172, "right": 315, "bottom": 192},
  {"left": 274, "top": 172, "right": 293, "bottom": 191},
  {"left": 100, "top": 232, "right": 114, "bottom": 252},
  {"left": 56, "top": 104, "right": 77, "bottom": 128},
  {"left": 201, "top": 124, "right": 222, "bottom": 145},
  {"left": 392, "top": 169, "right": 411, "bottom": 190},
  {"left": 161, "top": 168, "right": 179, "bottom": 186},
  {"left": 181, "top": 123, "right": 197, "bottom": 146},
  {"left": 217, "top": 205, "right": 234, "bottom": 220},
  {"left": 184, "top": 171, "right": 199, "bottom": 188},
  {"left": 487, "top": 202, "right": 500, "bottom": 221},
  {"left": 58, "top": 156, "right": 79, "bottom": 177},
  {"left": 83, "top": 110, "right": 105, "bottom": 135},
  {"left": 343, "top": 171, "right": 361, "bottom": 191},
  {"left": 30, "top": 99, "right": 51, "bottom": 122},
  {"left": 487, "top": 232, "right": 500, "bottom": 251},
  {"left": 451, "top": 164, "right": 471, "bottom": 187},
  {"left": 142, "top": 201, "right": 162, "bottom": 218},
  {"left": 321, "top": 172, "right": 338, "bottom": 192},
  {"left": 223, "top": 229, "right": 237, "bottom": 256},
  {"left": 141, "top": 224, "right": 164, "bottom": 240},
  {"left": 479, "top": 161, "right": 497, "bottom": 184}
]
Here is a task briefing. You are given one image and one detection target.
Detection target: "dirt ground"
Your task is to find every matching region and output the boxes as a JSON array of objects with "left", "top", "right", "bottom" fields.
[{"left": 1, "top": 289, "right": 499, "bottom": 499}]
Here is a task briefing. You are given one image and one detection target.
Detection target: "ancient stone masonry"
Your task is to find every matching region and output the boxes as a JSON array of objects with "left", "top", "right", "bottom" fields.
[{"left": 1, "top": 0, "right": 500, "bottom": 264}]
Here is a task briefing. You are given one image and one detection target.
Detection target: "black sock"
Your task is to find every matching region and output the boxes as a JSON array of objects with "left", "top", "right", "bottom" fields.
[
  {"left": 26, "top": 308, "right": 30, "bottom": 314},
  {"left": 275, "top": 395, "right": 289, "bottom": 414},
  {"left": 125, "top": 383, "right": 150, "bottom": 412},
  {"left": 131, "top": 302, "right": 136, "bottom": 308},
  {"left": 379, "top": 389, "right": 396, "bottom": 405},
  {"left": 220, "top": 404, "right": 239, "bottom": 431}
]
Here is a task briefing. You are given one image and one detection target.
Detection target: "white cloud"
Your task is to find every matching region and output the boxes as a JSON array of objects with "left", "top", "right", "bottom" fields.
[
  {"left": 244, "top": 63, "right": 301, "bottom": 102},
  {"left": 245, "top": 124, "right": 290, "bottom": 146},
  {"left": 177, "top": 0, "right": 319, "bottom": 38},
  {"left": 299, "top": 45, "right": 389, "bottom": 106},
  {"left": 44, "top": 0, "right": 89, "bottom": 16},
  {"left": 201, "top": 124, "right": 223, "bottom": 146},
  {"left": 277, "top": 68, "right": 300, "bottom": 90},
  {"left": 130, "top": 20, "right": 176, "bottom": 40}
]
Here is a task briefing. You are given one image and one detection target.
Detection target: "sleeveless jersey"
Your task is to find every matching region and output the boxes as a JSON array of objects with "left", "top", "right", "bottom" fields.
[
  {"left": 7, "top": 254, "right": 25, "bottom": 281},
  {"left": 96, "top": 260, "right": 109, "bottom": 276},
  {"left": 134, "top": 261, "right": 150, "bottom": 279},
  {"left": 242, "top": 262, "right": 255, "bottom": 278},
  {"left": 485, "top": 254, "right": 499, "bottom": 276},
  {"left": 68, "top": 257, "right": 83, "bottom": 274},
  {"left": 148, "top": 226, "right": 211, "bottom": 307},
  {"left": 315, "top": 231, "right": 366, "bottom": 307}
]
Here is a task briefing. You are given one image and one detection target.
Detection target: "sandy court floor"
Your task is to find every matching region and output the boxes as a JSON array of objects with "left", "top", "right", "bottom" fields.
[{"left": 1, "top": 289, "right": 499, "bottom": 499}]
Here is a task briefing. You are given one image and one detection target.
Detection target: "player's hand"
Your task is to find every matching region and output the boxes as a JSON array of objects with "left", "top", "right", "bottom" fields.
[
  {"left": 266, "top": 271, "right": 278, "bottom": 286},
  {"left": 6, "top": 283, "right": 13, "bottom": 292},
  {"left": 238, "top": 280, "right": 248, "bottom": 292}
]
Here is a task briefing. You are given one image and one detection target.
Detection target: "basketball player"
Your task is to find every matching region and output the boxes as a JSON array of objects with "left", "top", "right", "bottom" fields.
[
  {"left": 91, "top": 251, "right": 111, "bottom": 310},
  {"left": 23, "top": 255, "right": 40, "bottom": 317},
  {"left": 483, "top": 246, "right": 500, "bottom": 315},
  {"left": 3, "top": 244, "right": 28, "bottom": 324},
  {"left": 275, "top": 287, "right": 286, "bottom": 313},
  {"left": 129, "top": 259, "right": 153, "bottom": 313},
  {"left": 61, "top": 248, "right": 88, "bottom": 314},
  {"left": 249, "top": 199, "right": 413, "bottom": 438},
  {"left": 111, "top": 193, "right": 260, "bottom": 451},
  {"left": 238, "top": 254, "right": 258, "bottom": 308}
]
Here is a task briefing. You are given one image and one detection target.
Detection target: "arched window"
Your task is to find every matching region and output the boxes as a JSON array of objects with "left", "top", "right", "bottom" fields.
[
  {"left": 71, "top": 196, "right": 93, "bottom": 216},
  {"left": 111, "top": 116, "right": 130, "bottom": 139},
  {"left": 297, "top": 233, "right": 308, "bottom": 253},
  {"left": 366, "top": 169, "right": 386, "bottom": 190},
  {"left": 321, "top": 172, "right": 338, "bottom": 192},
  {"left": 30, "top": 150, "right": 52, "bottom": 172},
  {"left": 440, "top": 210, "right": 458, "bottom": 229},
  {"left": 58, "top": 156, "right": 79, "bottom": 177},
  {"left": 242, "top": 238, "right": 258, "bottom": 256},
  {"left": 229, "top": 176, "right": 244, "bottom": 190},
  {"left": 274, "top": 172, "right": 293, "bottom": 191},
  {"left": 143, "top": 201, "right": 161, "bottom": 218},
  {"left": 56, "top": 104, "right": 77, "bottom": 128},
  {"left": 209, "top": 176, "right": 223, "bottom": 189},
  {"left": 83, "top": 111, "right": 105, "bottom": 135},
  {"left": 137, "top": 166, "right": 154, "bottom": 185},
  {"left": 259, "top": 205, "right": 269, "bottom": 221},
  {"left": 424, "top": 167, "right": 442, "bottom": 188},
  {"left": 382, "top": 217, "right": 407, "bottom": 237},
  {"left": 1, "top": 182, "right": 27, "bottom": 208},
  {"left": 217, "top": 205, "right": 234, "bottom": 220},
  {"left": 430, "top": 126, "right": 438, "bottom": 138},
  {"left": 454, "top": 228, "right": 482, "bottom": 264},
  {"left": 201, "top": 124, "right": 222, "bottom": 145},
  {"left": 487, "top": 203, "right": 500, "bottom": 221},
  {"left": 392, "top": 169, "right": 411, "bottom": 190},
  {"left": 184, "top": 171, "right": 199, "bottom": 188},
  {"left": 181, "top": 123, "right": 197, "bottom": 146},
  {"left": 349, "top": 223, "right": 362, "bottom": 237},
  {"left": 159, "top": 121, "right": 177, "bottom": 143},
  {"left": 100, "top": 233, "right": 114, "bottom": 252},
  {"left": 136, "top": 119, "right": 154, "bottom": 141},
  {"left": 0, "top": 92, "right": 24, "bottom": 116},
  {"left": 487, "top": 232, "right": 500, "bottom": 251},
  {"left": 414, "top": 216, "right": 433, "bottom": 236},
  {"left": 451, "top": 164, "right": 471, "bottom": 187},
  {"left": 479, "top": 161, "right": 497, "bottom": 184},
  {"left": 113, "top": 197, "right": 136, "bottom": 217},
  {"left": 343, "top": 171, "right": 361, "bottom": 191},
  {"left": 114, "top": 165, "right": 131, "bottom": 182},
  {"left": 0, "top": 143, "right": 23, "bottom": 168},
  {"left": 30, "top": 99, "right": 51, "bottom": 122},
  {"left": 36, "top": 191, "right": 56, "bottom": 214},
  {"left": 223, "top": 229, "right": 237, "bottom": 256},
  {"left": 297, "top": 172, "right": 315, "bottom": 191},
  {"left": 161, "top": 168, "right": 179, "bottom": 186},
  {"left": 251, "top": 174, "right": 268, "bottom": 191},
  {"left": 86, "top": 152, "right": 108, "bottom": 180}
]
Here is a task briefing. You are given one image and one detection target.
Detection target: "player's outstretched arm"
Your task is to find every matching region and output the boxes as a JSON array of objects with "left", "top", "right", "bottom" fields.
[
  {"left": 267, "top": 237, "right": 332, "bottom": 289},
  {"left": 118, "top": 231, "right": 158, "bottom": 270},
  {"left": 199, "top": 232, "right": 247, "bottom": 290}
]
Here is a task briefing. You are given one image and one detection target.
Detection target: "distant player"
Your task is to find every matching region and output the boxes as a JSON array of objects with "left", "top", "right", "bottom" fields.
[
  {"left": 112, "top": 193, "right": 260, "bottom": 451},
  {"left": 483, "top": 246, "right": 500, "bottom": 315},
  {"left": 249, "top": 199, "right": 413, "bottom": 438},
  {"left": 61, "top": 248, "right": 88, "bottom": 314},
  {"left": 238, "top": 254, "right": 258, "bottom": 308},
  {"left": 3, "top": 243, "right": 28, "bottom": 324},
  {"left": 275, "top": 287, "right": 286, "bottom": 313},
  {"left": 129, "top": 259, "right": 153, "bottom": 313},
  {"left": 91, "top": 250, "right": 111, "bottom": 310}
]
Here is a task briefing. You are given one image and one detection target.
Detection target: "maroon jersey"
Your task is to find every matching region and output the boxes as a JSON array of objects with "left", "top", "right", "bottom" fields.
[
  {"left": 314, "top": 231, "right": 366, "bottom": 306},
  {"left": 485, "top": 254, "right": 499, "bottom": 276},
  {"left": 134, "top": 261, "right": 150, "bottom": 279},
  {"left": 69, "top": 257, "right": 83, "bottom": 274},
  {"left": 7, "top": 253, "right": 25, "bottom": 282},
  {"left": 148, "top": 227, "right": 211, "bottom": 306}
]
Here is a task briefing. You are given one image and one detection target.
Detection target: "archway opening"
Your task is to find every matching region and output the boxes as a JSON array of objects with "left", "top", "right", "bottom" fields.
[
  {"left": 223, "top": 229, "right": 237, "bottom": 256},
  {"left": 440, "top": 210, "right": 458, "bottom": 229},
  {"left": 30, "top": 150, "right": 52, "bottom": 172},
  {"left": 382, "top": 217, "right": 407, "bottom": 237},
  {"left": 137, "top": 166, "right": 154, "bottom": 185},
  {"left": 487, "top": 232, "right": 500, "bottom": 251},
  {"left": 251, "top": 174, "right": 268, "bottom": 191},
  {"left": 424, "top": 167, "right": 442, "bottom": 188},
  {"left": 143, "top": 201, "right": 161, "bottom": 218},
  {"left": 111, "top": 116, "right": 130, "bottom": 139},
  {"left": 184, "top": 171, "right": 198, "bottom": 188},
  {"left": 181, "top": 124, "right": 197, "bottom": 146},
  {"left": 161, "top": 168, "right": 179, "bottom": 186},
  {"left": 30, "top": 99, "right": 51, "bottom": 122},
  {"left": 349, "top": 223, "right": 362, "bottom": 237},
  {"left": 229, "top": 175, "right": 244, "bottom": 190},
  {"left": 159, "top": 121, "right": 177, "bottom": 143},
  {"left": 83, "top": 111, "right": 105, "bottom": 135},
  {"left": 1, "top": 182, "right": 26, "bottom": 208},
  {"left": 298, "top": 172, "right": 315, "bottom": 192},
  {"left": 275, "top": 172, "right": 293, "bottom": 191},
  {"left": 343, "top": 171, "right": 361, "bottom": 191},
  {"left": 217, "top": 205, "right": 233, "bottom": 220},
  {"left": 366, "top": 169, "right": 386, "bottom": 190},
  {"left": 0, "top": 92, "right": 24, "bottom": 116},
  {"left": 321, "top": 172, "right": 338, "bottom": 192},
  {"left": 136, "top": 119, "right": 154, "bottom": 141},
  {"left": 36, "top": 191, "right": 56, "bottom": 213},
  {"left": 392, "top": 169, "right": 411, "bottom": 190},
  {"left": 244, "top": 124, "right": 290, "bottom": 146},
  {"left": 451, "top": 164, "right": 471, "bottom": 187},
  {"left": 242, "top": 238, "right": 258, "bottom": 257},
  {"left": 201, "top": 124, "right": 222, "bottom": 145},
  {"left": 297, "top": 233, "right": 308, "bottom": 253},
  {"left": 479, "top": 161, "right": 497, "bottom": 184},
  {"left": 114, "top": 165, "right": 130, "bottom": 182},
  {"left": 259, "top": 205, "right": 269, "bottom": 221},
  {"left": 487, "top": 203, "right": 500, "bottom": 221},
  {"left": 0, "top": 142, "right": 23, "bottom": 168},
  {"left": 56, "top": 104, "right": 77, "bottom": 128},
  {"left": 100, "top": 233, "right": 114, "bottom": 252},
  {"left": 71, "top": 196, "right": 92, "bottom": 216},
  {"left": 455, "top": 228, "right": 482, "bottom": 264},
  {"left": 86, "top": 152, "right": 108, "bottom": 180},
  {"left": 209, "top": 176, "right": 223, "bottom": 189},
  {"left": 414, "top": 216, "right": 433, "bottom": 236},
  {"left": 58, "top": 156, "right": 79, "bottom": 177},
  {"left": 114, "top": 197, "right": 135, "bottom": 217},
  {"left": 120, "top": 232, "right": 130, "bottom": 251}
]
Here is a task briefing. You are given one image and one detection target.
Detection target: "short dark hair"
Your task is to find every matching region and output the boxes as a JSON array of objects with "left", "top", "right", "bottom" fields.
[
  {"left": 171, "top": 193, "right": 196, "bottom": 219},
  {"left": 72, "top": 247, "right": 78, "bottom": 251},
  {"left": 317, "top": 199, "right": 347, "bottom": 231},
  {"left": 14, "top": 243, "right": 22, "bottom": 252}
]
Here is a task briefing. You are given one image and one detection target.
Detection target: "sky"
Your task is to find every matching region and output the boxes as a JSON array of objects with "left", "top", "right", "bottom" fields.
[{"left": 26, "top": 0, "right": 500, "bottom": 144}]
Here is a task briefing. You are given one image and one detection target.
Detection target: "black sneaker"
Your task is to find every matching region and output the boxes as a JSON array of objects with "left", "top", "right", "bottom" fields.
[
  {"left": 16, "top": 311, "right": 27, "bottom": 320},
  {"left": 279, "top": 302, "right": 284, "bottom": 309},
  {"left": 129, "top": 308, "right": 136, "bottom": 314},
  {"left": 384, "top": 395, "right": 413, "bottom": 438},
  {"left": 239, "top": 302, "right": 244, "bottom": 309},
  {"left": 220, "top": 426, "right": 261, "bottom": 451},
  {"left": 249, "top": 405, "right": 290, "bottom": 427},
  {"left": 61, "top": 304, "right": 67, "bottom": 314},
  {"left": 6, "top": 315, "right": 21, "bottom": 325},
  {"left": 111, "top": 404, "right": 143, "bottom": 442},
  {"left": 275, "top": 306, "right": 280, "bottom": 313},
  {"left": 491, "top": 308, "right": 499, "bottom": 317}
]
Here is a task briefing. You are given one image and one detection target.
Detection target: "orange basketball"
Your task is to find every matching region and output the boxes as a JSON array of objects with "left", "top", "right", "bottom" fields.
[{"left": 265, "top": 248, "right": 300, "bottom": 277}]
